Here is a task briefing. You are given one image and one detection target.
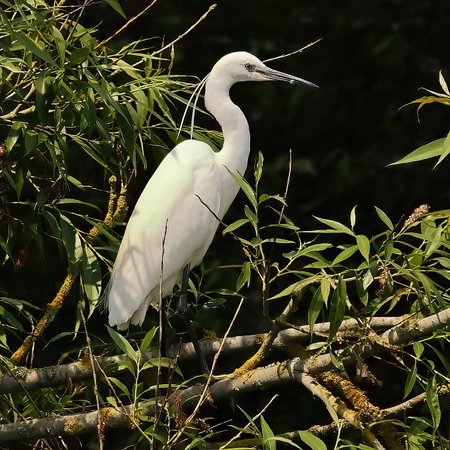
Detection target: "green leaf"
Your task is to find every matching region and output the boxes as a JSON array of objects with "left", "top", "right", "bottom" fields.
[
  {"left": 426, "top": 376, "right": 441, "bottom": 432},
  {"left": 260, "top": 416, "right": 275, "bottom": 450},
  {"left": 332, "top": 244, "right": 358, "bottom": 266},
  {"left": 105, "top": 0, "right": 127, "bottom": 18},
  {"left": 269, "top": 276, "right": 321, "bottom": 300},
  {"left": 108, "top": 376, "right": 131, "bottom": 396},
  {"left": 290, "top": 243, "right": 333, "bottom": 259},
  {"left": 374, "top": 206, "right": 394, "bottom": 231},
  {"left": 10, "top": 30, "right": 57, "bottom": 66},
  {"left": 254, "top": 151, "right": 264, "bottom": 185},
  {"left": 320, "top": 278, "right": 331, "bottom": 306},
  {"left": 404, "top": 362, "right": 417, "bottom": 398},
  {"left": 225, "top": 169, "right": 258, "bottom": 209},
  {"left": 107, "top": 326, "right": 138, "bottom": 363},
  {"left": 244, "top": 204, "right": 257, "bottom": 222},
  {"left": 298, "top": 430, "right": 327, "bottom": 450},
  {"left": 79, "top": 244, "right": 102, "bottom": 308},
  {"left": 350, "top": 205, "right": 357, "bottom": 230},
  {"left": 356, "top": 234, "right": 370, "bottom": 263},
  {"left": 389, "top": 138, "right": 445, "bottom": 166},
  {"left": 434, "top": 129, "right": 450, "bottom": 167},
  {"left": 59, "top": 215, "right": 77, "bottom": 265},
  {"left": 329, "top": 278, "right": 346, "bottom": 340},
  {"left": 70, "top": 47, "right": 90, "bottom": 65},
  {"left": 413, "top": 341, "right": 424, "bottom": 359},
  {"left": 6, "top": 121, "right": 25, "bottom": 153},
  {"left": 308, "top": 288, "right": 323, "bottom": 333},
  {"left": 236, "top": 261, "right": 252, "bottom": 291},
  {"left": 313, "top": 216, "right": 354, "bottom": 235},
  {"left": 140, "top": 327, "right": 158, "bottom": 354}
]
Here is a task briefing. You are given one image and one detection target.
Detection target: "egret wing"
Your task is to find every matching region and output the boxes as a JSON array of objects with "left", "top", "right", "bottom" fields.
[{"left": 108, "top": 140, "right": 221, "bottom": 327}]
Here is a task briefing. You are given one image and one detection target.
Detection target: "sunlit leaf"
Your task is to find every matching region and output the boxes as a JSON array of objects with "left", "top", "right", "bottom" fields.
[
  {"left": 140, "top": 327, "right": 158, "bottom": 354},
  {"left": 356, "top": 234, "right": 370, "bottom": 263},
  {"left": 374, "top": 206, "right": 394, "bottom": 231},
  {"left": 388, "top": 138, "right": 445, "bottom": 166},
  {"left": 260, "top": 416, "right": 275, "bottom": 450},
  {"left": 350, "top": 205, "right": 357, "bottom": 230},
  {"left": 298, "top": 430, "right": 327, "bottom": 450},
  {"left": 332, "top": 244, "right": 358, "bottom": 266},
  {"left": 313, "top": 216, "right": 354, "bottom": 235},
  {"left": 107, "top": 326, "right": 138, "bottom": 363}
]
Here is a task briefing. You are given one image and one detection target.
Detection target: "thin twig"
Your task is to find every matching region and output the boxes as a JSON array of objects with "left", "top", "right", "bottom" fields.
[
  {"left": 263, "top": 38, "right": 322, "bottom": 64},
  {"left": 152, "top": 4, "right": 217, "bottom": 57},
  {"left": 80, "top": 308, "right": 104, "bottom": 450},
  {"left": 97, "top": 0, "right": 159, "bottom": 49}
]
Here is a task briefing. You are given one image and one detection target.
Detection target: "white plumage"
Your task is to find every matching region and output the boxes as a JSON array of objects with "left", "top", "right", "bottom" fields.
[{"left": 107, "top": 52, "right": 316, "bottom": 329}]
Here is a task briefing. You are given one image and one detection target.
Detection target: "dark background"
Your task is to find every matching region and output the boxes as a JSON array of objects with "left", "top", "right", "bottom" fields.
[{"left": 91, "top": 0, "right": 450, "bottom": 233}]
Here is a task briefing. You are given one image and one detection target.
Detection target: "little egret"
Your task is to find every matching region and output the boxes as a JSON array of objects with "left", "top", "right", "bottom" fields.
[{"left": 107, "top": 51, "right": 317, "bottom": 330}]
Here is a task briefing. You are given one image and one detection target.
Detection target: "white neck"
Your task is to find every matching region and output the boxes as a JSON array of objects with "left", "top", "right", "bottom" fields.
[{"left": 204, "top": 75, "right": 250, "bottom": 175}]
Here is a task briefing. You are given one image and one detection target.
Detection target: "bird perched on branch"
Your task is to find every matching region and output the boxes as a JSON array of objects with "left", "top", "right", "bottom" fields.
[{"left": 107, "top": 51, "right": 317, "bottom": 330}]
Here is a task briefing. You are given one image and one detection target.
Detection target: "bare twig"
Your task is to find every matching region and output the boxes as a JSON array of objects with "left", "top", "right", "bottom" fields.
[
  {"left": 263, "top": 38, "right": 322, "bottom": 64},
  {"left": 97, "top": 0, "right": 159, "bottom": 49},
  {"left": 151, "top": 4, "right": 217, "bottom": 57}
]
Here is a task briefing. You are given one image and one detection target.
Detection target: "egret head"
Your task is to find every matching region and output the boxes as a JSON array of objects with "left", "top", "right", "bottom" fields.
[{"left": 210, "top": 51, "right": 318, "bottom": 88}]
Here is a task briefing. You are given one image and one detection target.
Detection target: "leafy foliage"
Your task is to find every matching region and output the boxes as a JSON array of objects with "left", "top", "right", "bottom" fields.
[{"left": 0, "top": 1, "right": 449, "bottom": 449}]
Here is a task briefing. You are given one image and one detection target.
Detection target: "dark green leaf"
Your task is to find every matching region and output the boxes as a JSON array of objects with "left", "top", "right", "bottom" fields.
[
  {"left": 70, "top": 47, "right": 90, "bottom": 65},
  {"left": 104, "top": 0, "right": 127, "bottom": 18},
  {"left": 329, "top": 278, "right": 346, "bottom": 340},
  {"left": 404, "top": 362, "right": 417, "bottom": 398},
  {"left": 426, "top": 376, "right": 441, "bottom": 431}
]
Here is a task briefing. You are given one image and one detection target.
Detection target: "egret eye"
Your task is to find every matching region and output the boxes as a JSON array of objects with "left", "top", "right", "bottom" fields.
[{"left": 244, "top": 63, "right": 255, "bottom": 72}]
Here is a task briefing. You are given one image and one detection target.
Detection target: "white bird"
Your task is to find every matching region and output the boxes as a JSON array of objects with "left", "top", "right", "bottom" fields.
[{"left": 107, "top": 51, "right": 317, "bottom": 330}]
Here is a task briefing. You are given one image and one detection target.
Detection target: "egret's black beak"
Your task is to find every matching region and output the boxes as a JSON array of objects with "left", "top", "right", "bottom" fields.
[{"left": 257, "top": 66, "right": 318, "bottom": 88}]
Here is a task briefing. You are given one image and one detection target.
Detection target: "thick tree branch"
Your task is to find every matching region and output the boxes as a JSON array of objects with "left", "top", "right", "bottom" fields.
[{"left": 0, "top": 315, "right": 403, "bottom": 394}]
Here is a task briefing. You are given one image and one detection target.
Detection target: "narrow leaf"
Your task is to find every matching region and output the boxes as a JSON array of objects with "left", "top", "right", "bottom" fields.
[
  {"left": 107, "top": 326, "right": 138, "bottom": 363},
  {"left": 140, "top": 327, "right": 158, "bottom": 353},
  {"left": 105, "top": 0, "right": 127, "bottom": 18},
  {"left": 332, "top": 245, "right": 358, "bottom": 266},
  {"left": 329, "top": 279, "right": 346, "bottom": 340},
  {"left": 350, "top": 205, "right": 357, "bottom": 230},
  {"left": 222, "top": 218, "right": 250, "bottom": 234},
  {"left": 356, "top": 234, "right": 370, "bottom": 262},
  {"left": 426, "top": 376, "right": 441, "bottom": 432},
  {"left": 226, "top": 168, "right": 258, "bottom": 209},
  {"left": 374, "top": 206, "right": 394, "bottom": 231},
  {"left": 299, "top": 430, "right": 327, "bottom": 450},
  {"left": 388, "top": 138, "right": 445, "bottom": 166},
  {"left": 313, "top": 216, "right": 354, "bottom": 235}
]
